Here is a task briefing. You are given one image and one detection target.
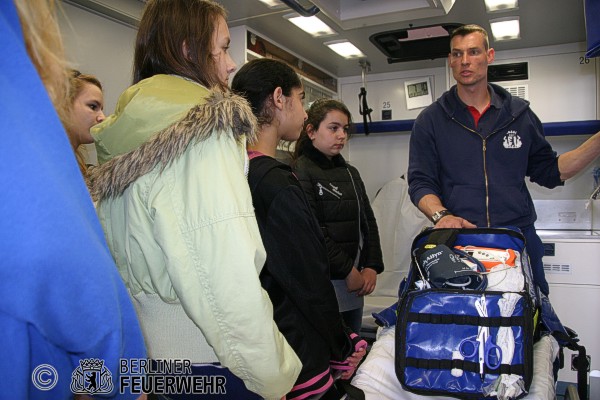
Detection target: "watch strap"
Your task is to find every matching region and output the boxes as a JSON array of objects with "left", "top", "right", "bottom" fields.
[{"left": 431, "top": 209, "right": 453, "bottom": 224}]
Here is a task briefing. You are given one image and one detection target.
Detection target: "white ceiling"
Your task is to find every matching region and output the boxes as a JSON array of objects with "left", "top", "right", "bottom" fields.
[{"left": 64, "top": 0, "right": 588, "bottom": 78}]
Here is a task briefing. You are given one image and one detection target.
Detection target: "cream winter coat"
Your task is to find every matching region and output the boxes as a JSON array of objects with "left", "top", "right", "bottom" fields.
[{"left": 90, "top": 75, "right": 301, "bottom": 399}]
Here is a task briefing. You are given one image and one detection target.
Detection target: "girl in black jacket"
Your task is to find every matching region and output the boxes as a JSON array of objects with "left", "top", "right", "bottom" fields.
[
  {"left": 292, "top": 99, "right": 384, "bottom": 334},
  {"left": 232, "top": 58, "right": 366, "bottom": 399}
]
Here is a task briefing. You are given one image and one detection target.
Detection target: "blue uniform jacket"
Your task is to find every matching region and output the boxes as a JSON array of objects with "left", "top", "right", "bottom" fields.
[
  {"left": 408, "top": 83, "right": 563, "bottom": 228},
  {"left": 0, "top": 3, "right": 146, "bottom": 398}
]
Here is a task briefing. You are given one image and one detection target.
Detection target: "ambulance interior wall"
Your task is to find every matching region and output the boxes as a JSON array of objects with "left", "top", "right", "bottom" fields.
[
  {"left": 59, "top": 2, "right": 138, "bottom": 163},
  {"left": 338, "top": 43, "right": 599, "bottom": 213},
  {"left": 58, "top": 4, "right": 599, "bottom": 216}
]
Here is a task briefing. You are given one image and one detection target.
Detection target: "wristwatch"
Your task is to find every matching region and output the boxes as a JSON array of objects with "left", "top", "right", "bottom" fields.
[{"left": 431, "top": 209, "right": 453, "bottom": 224}]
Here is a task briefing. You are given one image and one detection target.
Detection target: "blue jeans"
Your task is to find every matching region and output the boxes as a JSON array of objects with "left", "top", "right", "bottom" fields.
[{"left": 152, "top": 363, "right": 261, "bottom": 400}]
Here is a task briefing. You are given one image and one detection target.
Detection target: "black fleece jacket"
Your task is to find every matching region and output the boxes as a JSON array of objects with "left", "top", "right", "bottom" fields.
[
  {"left": 248, "top": 154, "right": 354, "bottom": 397},
  {"left": 293, "top": 143, "right": 384, "bottom": 280}
]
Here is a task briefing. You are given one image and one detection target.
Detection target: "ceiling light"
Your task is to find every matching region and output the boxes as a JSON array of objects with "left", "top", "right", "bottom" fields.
[
  {"left": 489, "top": 17, "right": 520, "bottom": 41},
  {"left": 324, "top": 40, "right": 365, "bottom": 59},
  {"left": 258, "top": 0, "right": 284, "bottom": 7},
  {"left": 284, "top": 14, "right": 336, "bottom": 37},
  {"left": 484, "top": 0, "right": 518, "bottom": 12}
]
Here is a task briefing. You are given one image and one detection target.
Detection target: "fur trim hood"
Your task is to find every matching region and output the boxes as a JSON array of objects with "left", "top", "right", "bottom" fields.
[{"left": 90, "top": 91, "right": 258, "bottom": 202}]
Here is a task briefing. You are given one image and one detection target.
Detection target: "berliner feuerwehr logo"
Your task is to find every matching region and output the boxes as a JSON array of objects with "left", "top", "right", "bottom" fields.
[
  {"left": 503, "top": 130, "right": 522, "bottom": 149},
  {"left": 71, "top": 358, "right": 113, "bottom": 395}
]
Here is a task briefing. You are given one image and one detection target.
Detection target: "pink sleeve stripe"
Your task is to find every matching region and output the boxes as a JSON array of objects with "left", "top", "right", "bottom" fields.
[{"left": 290, "top": 367, "right": 331, "bottom": 391}]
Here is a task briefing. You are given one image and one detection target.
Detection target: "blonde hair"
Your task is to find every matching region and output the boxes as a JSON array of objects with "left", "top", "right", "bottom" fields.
[
  {"left": 15, "top": 1, "right": 96, "bottom": 183},
  {"left": 68, "top": 70, "right": 103, "bottom": 105},
  {"left": 14, "top": 0, "right": 70, "bottom": 123},
  {"left": 67, "top": 70, "right": 104, "bottom": 177}
]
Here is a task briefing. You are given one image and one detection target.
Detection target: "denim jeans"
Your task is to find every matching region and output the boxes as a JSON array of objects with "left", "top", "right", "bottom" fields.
[{"left": 150, "top": 362, "right": 261, "bottom": 400}]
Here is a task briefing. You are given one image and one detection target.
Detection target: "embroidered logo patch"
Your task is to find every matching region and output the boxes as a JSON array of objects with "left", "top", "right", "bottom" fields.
[
  {"left": 316, "top": 182, "right": 342, "bottom": 198},
  {"left": 503, "top": 130, "right": 522, "bottom": 149}
]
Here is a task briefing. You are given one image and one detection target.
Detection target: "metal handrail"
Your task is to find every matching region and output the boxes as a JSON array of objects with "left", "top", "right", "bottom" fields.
[{"left": 280, "top": 0, "right": 320, "bottom": 17}]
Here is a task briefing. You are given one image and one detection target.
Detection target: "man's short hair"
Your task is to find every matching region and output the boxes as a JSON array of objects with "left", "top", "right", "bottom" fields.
[{"left": 450, "top": 24, "right": 490, "bottom": 50}]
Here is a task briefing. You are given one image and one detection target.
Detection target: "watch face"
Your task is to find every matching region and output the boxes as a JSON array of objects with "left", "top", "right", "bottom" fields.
[{"left": 433, "top": 210, "right": 450, "bottom": 223}]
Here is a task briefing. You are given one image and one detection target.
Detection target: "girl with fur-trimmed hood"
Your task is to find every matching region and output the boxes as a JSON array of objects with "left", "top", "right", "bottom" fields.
[{"left": 89, "top": 1, "right": 301, "bottom": 398}]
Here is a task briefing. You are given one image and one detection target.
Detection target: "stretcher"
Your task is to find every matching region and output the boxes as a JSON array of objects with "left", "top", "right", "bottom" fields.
[{"left": 352, "top": 325, "right": 560, "bottom": 400}]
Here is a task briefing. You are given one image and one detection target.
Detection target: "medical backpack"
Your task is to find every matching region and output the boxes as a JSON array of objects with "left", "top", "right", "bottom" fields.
[{"left": 394, "top": 227, "right": 589, "bottom": 400}]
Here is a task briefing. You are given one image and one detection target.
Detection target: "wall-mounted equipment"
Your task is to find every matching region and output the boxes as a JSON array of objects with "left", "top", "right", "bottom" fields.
[
  {"left": 498, "top": 84, "right": 528, "bottom": 100},
  {"left": 404, "top": 77, "right": 433, "bottom": 110},
  {"left": 488, "top": 61, "right": 528, "bottom": 82},
  {"left": 370, "top": 23, "right": 463, "bottom": 64},
  {"left": 358, "top": 60, "right": 372, "bottom": 135}
]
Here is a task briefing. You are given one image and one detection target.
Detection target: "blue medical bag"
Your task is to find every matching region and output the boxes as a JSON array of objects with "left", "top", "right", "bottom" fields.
[{"left": 395, "top": 227, "right": 538, "bottom": 399}]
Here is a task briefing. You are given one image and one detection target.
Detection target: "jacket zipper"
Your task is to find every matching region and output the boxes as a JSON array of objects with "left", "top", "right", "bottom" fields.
[
  {"left": 450, "top": 117, "right": 515, "bottom": 227},
  {"left": 347, "top": 168, "right": 363, "bottom": 260},
  {"left": 316, "top": 182, "right": 340, "bottom": 199}
]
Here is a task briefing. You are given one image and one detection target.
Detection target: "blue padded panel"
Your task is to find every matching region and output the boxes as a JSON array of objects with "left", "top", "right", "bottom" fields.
[{"left": 354, "top": 119, "right": 600, "bottom": 137}]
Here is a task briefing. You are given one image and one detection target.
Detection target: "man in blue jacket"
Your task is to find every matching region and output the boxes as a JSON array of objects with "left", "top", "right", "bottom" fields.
[{"left": 408, "top": 24, "right": 600, "bottom": 295}]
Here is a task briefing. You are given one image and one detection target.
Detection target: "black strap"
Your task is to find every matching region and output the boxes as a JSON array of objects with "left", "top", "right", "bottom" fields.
[
  {"left": 574, "top": 345, "right": 589, "bottom": 400},
  {"left": 358, "top": 87, "right": 372, "bottom": 135},
  {"left": 414, "top": 228, "right": 459, "bottom": 260},
  {"left": 335, "top": 381, "right": 365, "bottom": 400},
  {"left": 426, "top": 229, "right": 459, "bottom": 247},
  {"left": 552, "top": 327, "right": 590, "bottom": 400},
  {"left": 405, "top": 357, "right": 525, "bottom": 376},
  {"left": 407, "top": 312, "right": 525, "bottom": 327},
  {"left": 553, "top": 330, "right": 589, "bottom": 400}
]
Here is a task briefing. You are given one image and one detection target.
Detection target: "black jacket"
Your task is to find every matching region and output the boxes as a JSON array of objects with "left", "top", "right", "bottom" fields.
[
  {"left": 293, "top": 143, "right": 384, "bottom": 280},
  {"left": 248, "top": 154, "right": 354, "bottom": 398}
]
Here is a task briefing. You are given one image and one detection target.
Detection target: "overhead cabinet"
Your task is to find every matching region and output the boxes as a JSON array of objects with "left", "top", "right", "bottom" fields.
[{"left": 229, "top": 26, "right": 338, "bottom": 105}]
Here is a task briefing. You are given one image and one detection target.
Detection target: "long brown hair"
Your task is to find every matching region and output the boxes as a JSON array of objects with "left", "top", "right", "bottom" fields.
[{"left": 133, "top": 0, "right": 228, "bottom": 91}]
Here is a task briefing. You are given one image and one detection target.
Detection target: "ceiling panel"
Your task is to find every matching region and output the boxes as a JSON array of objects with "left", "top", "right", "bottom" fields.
[{"left": 63, "top": 0, "right": 587, "bottom": 78}]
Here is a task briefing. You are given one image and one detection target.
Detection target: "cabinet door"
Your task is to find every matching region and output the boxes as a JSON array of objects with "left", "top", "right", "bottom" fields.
[
  {"left": 548, "top": 284, "right": 600, "bottom": 384},
  {"left": 304, "top": 80, "right": 335, "bottom": 107}
]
